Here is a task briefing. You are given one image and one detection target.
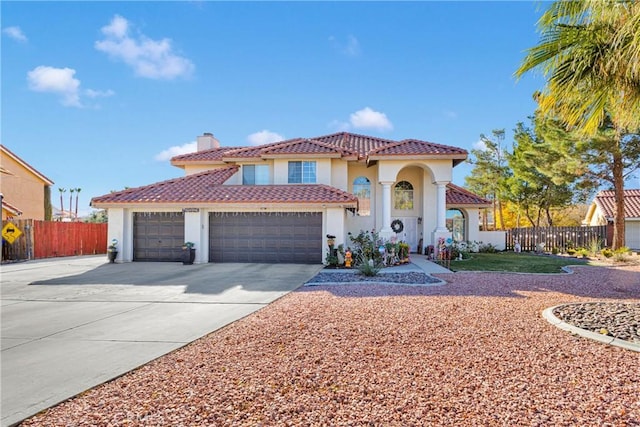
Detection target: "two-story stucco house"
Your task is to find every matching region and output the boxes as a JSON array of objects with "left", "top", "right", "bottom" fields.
[
  {"left": 91, "top": 132, "right": 490, "bottom": 263},
  {"left": 1, "top": 145, "right": 54, "bottom": 220}
]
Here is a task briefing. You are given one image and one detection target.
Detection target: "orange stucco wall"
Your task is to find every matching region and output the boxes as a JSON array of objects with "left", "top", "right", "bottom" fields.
[{"left": 1, "top": 150, "right": 50, "bottom": 220}]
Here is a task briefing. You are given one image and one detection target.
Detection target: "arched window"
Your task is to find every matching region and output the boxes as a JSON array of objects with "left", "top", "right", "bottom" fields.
[
  {"left": 394, "top": 181, "right": 413, "bottom": 210},
  {"left": 446, "top": 208, "right": 466, "bottom": 242},
  {"left": 353, "top": 176, "right": 371, "bottom": 216}
]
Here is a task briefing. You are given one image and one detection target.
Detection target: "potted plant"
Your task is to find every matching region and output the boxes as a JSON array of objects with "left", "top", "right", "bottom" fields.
[
  {"left": 182, "top": 242, "right": 196, "bottom": 265},
  {"left": 107, "top": 239, "right": 118, "bottom": 263}
]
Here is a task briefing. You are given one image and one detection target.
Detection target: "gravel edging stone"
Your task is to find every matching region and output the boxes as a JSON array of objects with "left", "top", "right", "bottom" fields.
[{"left": 542, "top": 303, "right": 640, "bottom": 352}]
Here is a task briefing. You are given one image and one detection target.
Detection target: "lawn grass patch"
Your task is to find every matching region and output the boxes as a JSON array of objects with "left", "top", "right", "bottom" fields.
[{"left": 449, "top": 252, "right": 592, "bottom": 273}]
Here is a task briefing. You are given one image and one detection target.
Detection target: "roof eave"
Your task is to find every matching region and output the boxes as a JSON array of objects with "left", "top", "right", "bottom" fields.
[
  {"left": 367, "top": 154, "right": 467, "bottom": 161},
  {"left": 260, "top": 153, "right": 341, "bottom": 159},
  {"left": 91, "top": 201, "right": 357, "bottom": 210}
]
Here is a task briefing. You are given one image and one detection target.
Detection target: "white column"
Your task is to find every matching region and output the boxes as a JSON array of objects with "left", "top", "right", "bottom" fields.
[
  {"left": 380, "top": 181, "right": 393, "bottom": 233},
  {"left": 435, "top": 181, "right": 448, "bottom": 232}
]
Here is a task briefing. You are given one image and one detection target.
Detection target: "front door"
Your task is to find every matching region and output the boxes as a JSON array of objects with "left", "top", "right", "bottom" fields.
[{"left": 394, "top": 217, "right": 418, "bottom": 252}]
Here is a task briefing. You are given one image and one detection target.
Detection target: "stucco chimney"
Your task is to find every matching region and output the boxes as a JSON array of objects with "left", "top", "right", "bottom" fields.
[{"left": 197, "top": 132, "right": 220, "bottom": 151}]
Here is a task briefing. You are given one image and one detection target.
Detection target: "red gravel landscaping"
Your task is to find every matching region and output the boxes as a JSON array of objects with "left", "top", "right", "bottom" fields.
[{"left": 23, "top": 265, "right": 639, "bottom": 426}]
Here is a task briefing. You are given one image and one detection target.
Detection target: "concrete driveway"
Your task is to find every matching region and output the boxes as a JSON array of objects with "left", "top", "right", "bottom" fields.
[{"left": 1, "top": 256, "right": 321, "bottom": 427}]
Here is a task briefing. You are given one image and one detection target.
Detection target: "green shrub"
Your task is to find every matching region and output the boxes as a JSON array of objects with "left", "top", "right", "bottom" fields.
[
  {"left": 348, "top": 229, "right": 384, "bottom": 266},
  {"left": 566, "top": 248, "right": 576, "bottom": 256},
  {"left": 588, "top": 238, "right": 602, "bottom": 255},
  {"left": 614, "top": 246, "right": 631, "bottom": 255},
  {"left": 551, "top": 247, "right": 560, "bottom": 255},
  {"left": 601, "top": 248, "right": 614, "bottom": 258},
  {"left": 577, "top": 248, "right": 590, "bottom": 258},
  {"left": 613, "top": 252, "right": 630, "bottom": 263},
  {"left": 478, "top": 242, "right": 498, "bottom": 253},
  {"left": 358, "top": 256, "right": 382, "bottom": 276}
]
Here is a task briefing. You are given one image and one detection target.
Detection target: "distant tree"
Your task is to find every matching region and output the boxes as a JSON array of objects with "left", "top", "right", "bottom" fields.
[
  {"left": 58, "top": 188, "right": 66, "bottom": 219},
  {"left": 505, "top": 120, "right": 577, "bottom": 227},
  {"left": 44, "top": 185, "right": 52, "bottom": 221},
  {"left": 535, "top": 112, "right": 640, "bottom": 248},
  {"left": 74, "top": 188, "right": 81, "bottom": 220},
  {"left": 465, "top": 129, "right": 510, "bottom": 230},
  {"left": 69, "top": 189, "right": 75, "bottom": 220},
  {"left": 86, "top": 209, "right": 108, "bottom": 223}
]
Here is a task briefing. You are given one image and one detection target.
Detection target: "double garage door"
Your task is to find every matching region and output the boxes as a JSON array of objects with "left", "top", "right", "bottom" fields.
[
  {"left": 209, "top": 212, "right": 322, "bottom": 264},
  {"left": 132, "top": 212, "right": 323, "bottom": 263}
]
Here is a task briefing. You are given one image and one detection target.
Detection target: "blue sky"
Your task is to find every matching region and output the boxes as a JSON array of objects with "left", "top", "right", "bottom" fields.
[{"left": 2, "top": 1, "right": 551, "bottom": 216}]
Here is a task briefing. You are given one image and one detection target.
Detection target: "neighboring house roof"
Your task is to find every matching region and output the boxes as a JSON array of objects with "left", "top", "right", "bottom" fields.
[
  {"left": 1, "top": 199, "right": 23, "bottom": 216},
  {"left": 446, "top": 183, "right": 492, "bottom": 206},
  {"left": 170, "top": 132, "right": 467, "bottom": 166},
  {"left": 91, "top": 166, "right": 358, "bottom": 208},
  {"left": 0, "top": 144, "right": 54, "bottom": 185},
  {"left": 590, "top": 189, "right": 640, "bottom": 220}
]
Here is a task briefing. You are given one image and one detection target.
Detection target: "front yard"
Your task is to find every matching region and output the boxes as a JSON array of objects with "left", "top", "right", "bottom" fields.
[{"left": 448, "top": 252, "right": 592, "bottom": 273}]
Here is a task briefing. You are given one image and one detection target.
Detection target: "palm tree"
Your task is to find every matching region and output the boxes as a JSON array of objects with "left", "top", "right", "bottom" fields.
[
  {"left": 515, "top": 1, "right": 640, "bottom": 134},
  {"left": 515, "top": 0, "right": 640, "bottom": 249},
  {"left": 69, "top": 189, "right": 75, "bottom": 220},
  {"left": 58, "top": 188, "right": 66, "bottom": 220},
  {"left": 74, "top": 188, "right": 81, "bottom": 221}
]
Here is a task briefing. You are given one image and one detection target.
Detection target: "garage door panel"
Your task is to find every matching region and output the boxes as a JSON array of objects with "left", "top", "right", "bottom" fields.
[
  {"left": 133, "top": 213, "right": 184, "bottom": 261},
  {"left": 210, "top": 213, "right": 322, "bottom": 264}
]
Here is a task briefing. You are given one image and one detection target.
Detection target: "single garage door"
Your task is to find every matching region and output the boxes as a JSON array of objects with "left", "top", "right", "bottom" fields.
[
  {"left": 209, "top": 212, "right": 322, "bottom": 264},
  {"left": 133, "top": 212, "right": 185, "bottom": 261},
  {"left": 627, "top": 221, "right": 640, "bottom": 250}
]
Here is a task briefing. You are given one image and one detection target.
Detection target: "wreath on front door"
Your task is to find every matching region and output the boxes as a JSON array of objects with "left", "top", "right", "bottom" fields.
[{"left": 390, "top": 219, "right": 404, "bottom": 233}]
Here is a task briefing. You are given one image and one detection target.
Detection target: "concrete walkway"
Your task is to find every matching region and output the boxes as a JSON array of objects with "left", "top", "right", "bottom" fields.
[{"left": 1, "top": 256, "right": 321, "bottom": 427}]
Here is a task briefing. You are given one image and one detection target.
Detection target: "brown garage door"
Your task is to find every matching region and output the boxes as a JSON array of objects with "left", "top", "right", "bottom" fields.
[
  {"left": 209, "top": 212, "right": 322, "bottom": 264},
  {"left": 133, "top": 212, "right": 184, "bottom": 261}
]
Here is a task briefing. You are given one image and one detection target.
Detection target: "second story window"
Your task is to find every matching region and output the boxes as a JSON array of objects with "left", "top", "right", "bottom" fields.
[
  {"left": 288, "top": 161, "right": 316, "bottom": 183},
  {"left": 353, "top": 176, "right": 371, "bottom": 216},
  {"left": 394, "top": 181, "right": 414, "bottom": 210},
  {"left": 243, "top": 165, "right": 269, "bottom": 185}
]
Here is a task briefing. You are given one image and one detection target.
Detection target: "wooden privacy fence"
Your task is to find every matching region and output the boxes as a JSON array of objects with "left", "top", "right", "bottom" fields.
[
  {"left": 505, "top": 225, "right": 610, "bottom": 252},
  {"left": 1, "top": 219, "right": 107, "bottom": 262}
]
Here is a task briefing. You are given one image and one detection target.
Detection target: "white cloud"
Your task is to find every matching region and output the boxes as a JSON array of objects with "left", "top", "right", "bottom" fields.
[
  {"left": 27, "top": 66, "right": 114, "bottom": 108},
  {"left": 85, "top": 89, "right": 115, "bottom": 98},
  {"left": 154, "top": 141, "right": 198, "bottom": 161},
  {"left": 329, "top": 34, "right": 361, "bottom": 57},
  {"left": 95, "top": 15, "right": 195, "bottom": 80},
  {"left": 247, "top": 130, "right": 284, "bottom": 146},
  {"left": 473, "top": 139, "right": 487, "bottom": 151},
  {"left": 349, "top": 107, "right": 393, "bottom": 131},
  {"left": 3, "top": 26, "right": 27, "bottom": 42},
  {"left": 27, "top": 66, "right": 82, "bottom": 107}
]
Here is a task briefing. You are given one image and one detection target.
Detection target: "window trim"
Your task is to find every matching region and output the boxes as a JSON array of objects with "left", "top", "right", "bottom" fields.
[
  {"left": 288, "top": 161, "right": 316, "bottom": 184},
  {"left": 353, "top": 176, "right": 371, "bottom": 216},
  {"left": 394, "top": 180, "right": 414, "bottom": 210},
  {"left": 242, "top": 164, "right": 270, "bottom": 185}
]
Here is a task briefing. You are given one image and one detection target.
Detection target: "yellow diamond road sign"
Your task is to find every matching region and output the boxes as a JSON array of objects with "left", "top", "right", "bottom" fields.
[{"left": 2, "top": 222, "right": 23, "bottom": 244}]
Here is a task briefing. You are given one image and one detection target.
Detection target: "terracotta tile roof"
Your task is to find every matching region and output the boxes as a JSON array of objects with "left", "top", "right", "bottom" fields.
[
  {"left": 169, "top": 132, "right": 467, "bottom": 164},
  {"left": 446, "top": 183, "right": 491, "bottom": 206},
  {"left": 91, "top": 166, "right": 239, "bottom": 205},
  {"left": 369, "top": 139, "right": 467, "bottom": 158},
  {"left": 261, "top": 138, "right": 358, "bottom": 159},
  {"left": 312, "top": 132, "right": 397, "bottom": 160},
  {"left": 91, "top": 165, "right": 357, "bottom": 208},
  {"left": 172, "top": 147, "right": 243, "bottom": 163},
  {"left": 594, "top": 189, "right": 640, "bottom": 219}
]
